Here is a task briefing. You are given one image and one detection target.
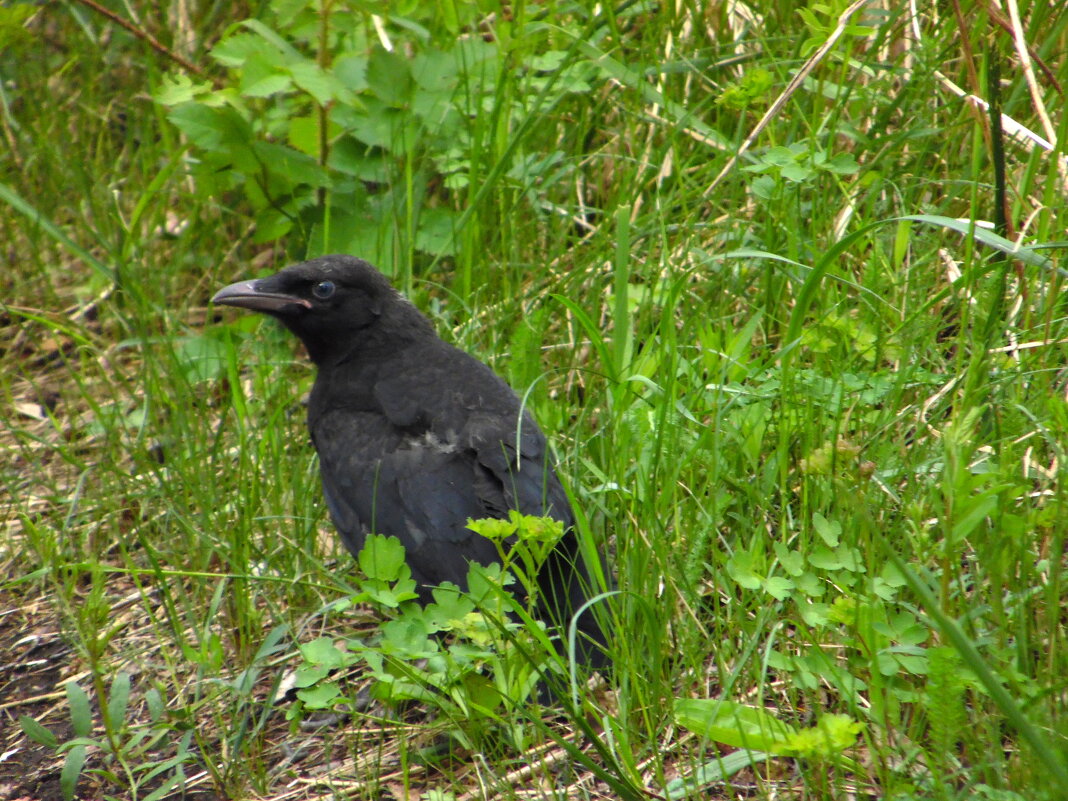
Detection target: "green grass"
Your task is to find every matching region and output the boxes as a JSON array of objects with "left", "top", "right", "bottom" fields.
[{"left": 2, "top": 1, "right": 1067, "bottom": 799}]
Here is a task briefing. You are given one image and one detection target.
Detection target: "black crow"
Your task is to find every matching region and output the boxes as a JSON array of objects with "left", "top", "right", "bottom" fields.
[{"left": 213, "top": 254, "right": 608, "bottom": 669}]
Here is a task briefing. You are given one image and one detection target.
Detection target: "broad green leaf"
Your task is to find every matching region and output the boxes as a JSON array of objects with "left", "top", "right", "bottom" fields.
[
  {"left": 763, "top": 576, "right": 794, "bottom": 600},
  {"left": 154, "top": 73, "right": 211, "bottom": 105},
  {"left": 824, "top": 152, "right": 859, "bottom": 174},
  {"left": 773, "top": 542, "right": 805, "bottom": 576},
  {"left": 358, "top": 534, "right": 408, "bottom": 581},
  {"left": 145, "top": 688, "right": 164, "bottom": 723},
  {"left": 781, "top": 163, "right": 813, "bottom": 182},
  {"left": 951, "top": 490, "right": 999, "bottom": 542},
  {"left": 168, "top": 103, "right": 252, "bottom": 151},
  {"left": 299, "top": 636, "right": 352, "bottom": 668},
  {"left": 289, "top": 60, "right": 351, "bottom": 106},
  {"left": 19, "top": 715, "right": 58, "bottom": 747},
  {"left": 239, "top": 18, "right": 305, "bottom": 62},
  {"left": 297, "top": 682, "right": 341, "bottom": 709},
  {"left": 781, "top": 713, "right": 863, "bottom": 758},
  {"left": 212, "top": 32, "right": 274, "bottom": 68},
  {"left": 808, "top": 546, "right": 842, "bottom": 571},
  {"left": 294, "top": 663, "right": 331, "bottom": 687},
  {"left": 415, "top": 207, "right": 460, "bottom": 257},
  {"left": 243, "top": 73, "right": 292, "bottom": 98},
  {"left": 363, "top": 577, "right": 420, "bottom": 608},
  {"left": 65, "top": 682, "right": 92, "bottom": 738},
  {"left": 799, "top": 602, "right": 830, "bottom": 626},
  {"left": 60, "top": 744, "right": 87, "bottom": 801},
  {"left": 795, "top": 571, "right": 825, "bottom": 597},
  {"left": 366, "top": 46, "right": 413, "bottom": 106},
  {"left": 812, "top": 513, "right": 841, "bottom": 546},
  {"left": 334, "top": 54, "right": 369, "bottom": 92},
  {"left": 726, "top": 551, "right": 762, "bottom": 590},
  {"left": 252, "top": 141, "right": 330, "bottom": 186},
  {"left": 106, "top": 672, "right": 131, "bottom": 729},
  {"left": 675, "top": 698, "right": 795, "bottom": 753},
  {"left": 467, "top": 516, "right": 517, "bottom": 541}
]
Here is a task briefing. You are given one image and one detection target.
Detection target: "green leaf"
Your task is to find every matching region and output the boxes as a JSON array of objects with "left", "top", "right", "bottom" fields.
[
  {"left": 781, "top": 163, "right": 813, "bottom": 182},
  {"left": 289, "top": 60, "right": 351, "bottom": 106},
  {"left": 823, "top": 152, "right": 859, "bottom": 174},
  {"left": 288, "top": 115, "right": 322, "bottom": 158},
  {"left": 154, "top": 73, "right": 211, "bottom": 106},
  {"left": 212, "top": 32, "right": 273, "bottom": 68},
  {"left": 812, "top": 513, "right": 841, "bottom": 546},
  {"left": 358, "top": 534, "right": 408, "bottom": 582},
  {"left": 749, "top": 174, "right": 777, "bottom": 199},
  {"left": 60, "top": 744, "right": 87, "bottom": 801},
  {"left": 464, "top": 561, "right": 514, "bottom": 613},
  {"left": 951, "top": 490, "right": 998, "bottom": 541},
  {"left": 167, "top": 103, "right": 251, "bottom": 151},
  {"left": 795, "top": 571, "right": 825, "bottom": 597},
  {"left": 327, "top": 140, "right": 387, "bottom": 180},
  {"left": 242, "top": 72, "right": 292, "bottom": 98},
  {"left": 763, "top": 576, "right": 794, "bottom": 600},
  {"left": 65, "top": 682, "right": 93, "bottom": 738},
  {"left": 297, "top": 682, "right": 342, "bottom": 709},
  {"left": 379, "top": 617, "right": 437, "bottom": 660},
  {"left": 366, "top": 46, "right": 413, "bottom": 106},
  {"left": 294, "top": 663, "right": 331, "bottom": 687},
  {"left": 106, "top": 672, "right": 131, "bottom": 729},
  {"left": 348, "top": 99, "right": 411, "bottom": 151},
  {"left": 251, "top": 206, "right": 295, "bottom": 243},
  {"left": 252, "top": 140, "right": 331, "bottom": 186},
  {"left": 363, "top": 576, "right": 420, "bottom": 608},
  {"left": 238, "top": 18, "right": 305, "bottom": 63},
  {"left": 675, "top": 698, "right": 795, "bottom": 753},
  {"left": 799, "top": 602, "right": 830, "bottom": 626},
  {"left": 299, "top": 637, "right": 353, "bottom": 669},
  {"left": 19, "top": 715, "right": 58, "bottom": 747},
  {"left": 334, "top": 54, "right": 369, "bottom": 92},
  {"left": 773, "top": 542, "right": 805, "bottom": 576},
  {"left": 414, "top": 206, "right": 460, "bottom": 257},
  {"left": 466, "top": 516, "right": 517, "bottom": 541},
  {"left": 513, "top": 512, "right": 564, "bottom": 543},
  {"left": 764, "top": 145, "right": 804, "bottom": 166},
  {"left": 424, "top": 584, "right": 476, "bottom": 630},
  {"left": 833, "top": 544, "right": 864, "bottom": 573},
  {"left": 145, "top": 688, "right": 164, "bottom": 723},
  {"left": 781, "top": 713, "right": 863, "bottom": 758},
  {"left": 726, "top": 552, "right": 762, "bottom": 590},
  {"left": 807, "top": 546, "right": 842, "bottom": 571},
  {"left": 0, "top": 3, "right": 35, "bottom": 49}
]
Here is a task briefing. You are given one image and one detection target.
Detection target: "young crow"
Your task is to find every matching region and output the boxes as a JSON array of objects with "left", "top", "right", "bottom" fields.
[{"left": 213, "top": 254, "right": 608, "bottom": 669}]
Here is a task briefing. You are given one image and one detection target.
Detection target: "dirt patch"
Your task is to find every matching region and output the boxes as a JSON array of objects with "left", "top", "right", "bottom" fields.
[{"left": 0, "top": 587, "right": 74, "bottom": 801}]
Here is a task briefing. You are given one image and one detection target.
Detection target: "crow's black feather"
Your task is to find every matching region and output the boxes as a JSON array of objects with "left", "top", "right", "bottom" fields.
[{"left": 213, "top": 255, "right": 609, "bottom": 669}]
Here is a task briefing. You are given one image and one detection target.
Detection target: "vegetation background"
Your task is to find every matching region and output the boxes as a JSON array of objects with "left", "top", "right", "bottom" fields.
[{"left": 1, "top": 0, "right": 1066, "bottom": 799}]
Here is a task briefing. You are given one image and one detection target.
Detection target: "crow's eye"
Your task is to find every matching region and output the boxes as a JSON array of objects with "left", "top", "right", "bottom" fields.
[{"left": 312, "top": 280, "right": 336, "bottom": 300}]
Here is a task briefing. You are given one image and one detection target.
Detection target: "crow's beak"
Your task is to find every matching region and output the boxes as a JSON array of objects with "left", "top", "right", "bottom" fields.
[{"left": 212, "top": 279, "right": 312, "bottom": 314}]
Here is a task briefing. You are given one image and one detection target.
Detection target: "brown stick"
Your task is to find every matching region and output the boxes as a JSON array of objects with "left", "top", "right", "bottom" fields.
[{"left": 73, "top": 0, "right": 205, "bottom": 77}]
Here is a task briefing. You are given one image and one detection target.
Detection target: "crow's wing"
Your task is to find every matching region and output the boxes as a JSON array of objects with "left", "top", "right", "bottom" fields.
[{"left": 310, "top": 348, "right": 573, "bottom": 597}]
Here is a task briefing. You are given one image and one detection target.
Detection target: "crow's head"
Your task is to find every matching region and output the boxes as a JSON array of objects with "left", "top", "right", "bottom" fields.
[{"left": 212, "top": 254, "right": 430, "bottom": 364}]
